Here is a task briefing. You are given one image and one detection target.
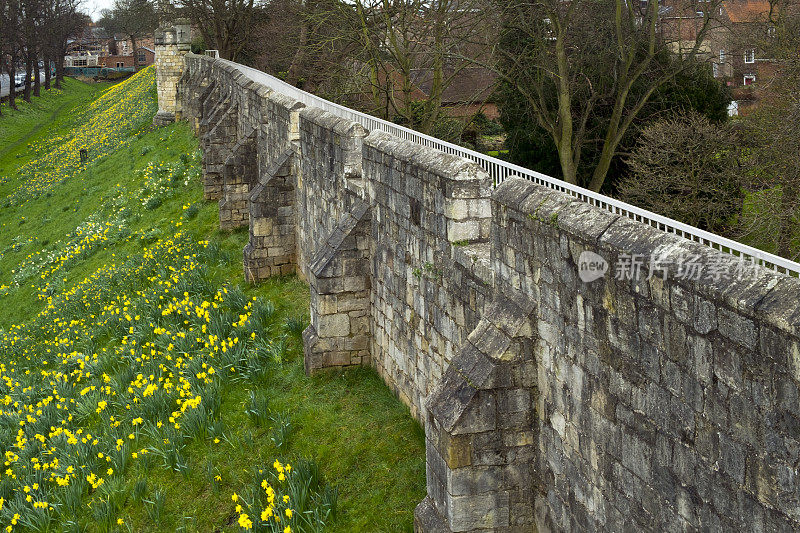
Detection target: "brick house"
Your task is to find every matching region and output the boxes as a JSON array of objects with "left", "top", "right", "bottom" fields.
[
  {"left": 659, "top": 0, "right": 791, "bottom": 114},
  {"left": 99, "top": 47, "right": 156, "bottom": 70},
  {"left": 111, "top": 36, "right": 156, "bottom": 57},
  {"left": 715, "top": 1, "right": 781, "bottom": 113}
]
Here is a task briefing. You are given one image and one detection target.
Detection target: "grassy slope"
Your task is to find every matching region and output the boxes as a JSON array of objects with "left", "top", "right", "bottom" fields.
[
  {"left": 0, "top": 79, "right": 112, "bottom": 170},
  {"left": 0, "top": 74, "right": 424, "bottom": 532}
]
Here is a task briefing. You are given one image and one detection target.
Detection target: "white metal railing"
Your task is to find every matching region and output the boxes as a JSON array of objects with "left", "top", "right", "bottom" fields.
[{"left": 209, "top": 56, "right": 800, "bottom": 277}]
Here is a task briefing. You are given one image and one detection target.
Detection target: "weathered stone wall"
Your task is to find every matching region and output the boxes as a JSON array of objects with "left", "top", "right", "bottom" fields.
[
  {"left": 486, "top": 178, "right": 800, "bottom": 532},
  {"left": 364, "top": 131, "right": 493, "bottom": 419},
  {"left": 297, "top": 108, "right": 373, "bottom": 373},
  {"left": 244, "top": 89, "right": 303, "bottom": 281},
  {"left": 177, "top": 56, "right": 213, "bottom": 134},
  {"left": 174, "top": 52, "right": 800, "bottom": 533},
  {"left": 296, "top": 107, "right": 366, "bottom": 280}
]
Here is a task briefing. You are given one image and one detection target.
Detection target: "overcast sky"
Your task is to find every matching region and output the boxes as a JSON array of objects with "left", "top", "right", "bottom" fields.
[{"left": 84, "top": 0, "right": 116, "bottom": 20}]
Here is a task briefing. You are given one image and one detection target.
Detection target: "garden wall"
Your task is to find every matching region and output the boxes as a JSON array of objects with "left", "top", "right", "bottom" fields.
[{"left": 170, "top": 51, "right": 800, "bottom": 533}]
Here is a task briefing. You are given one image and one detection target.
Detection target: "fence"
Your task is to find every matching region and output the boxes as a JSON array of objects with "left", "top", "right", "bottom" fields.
[
  {"left": 65, "top": 66, "right": 136, "bottom": 77},
  {"left": 210, "top": 56, "right": 800, "bottom": 277}
]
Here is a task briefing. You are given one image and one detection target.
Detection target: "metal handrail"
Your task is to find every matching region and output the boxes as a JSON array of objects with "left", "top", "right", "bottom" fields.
[{"left": 208, "top": 56, "right": 800, "bottom": 277}]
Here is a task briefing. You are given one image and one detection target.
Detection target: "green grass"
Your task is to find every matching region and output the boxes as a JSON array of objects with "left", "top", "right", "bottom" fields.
[
  {"left": 738, "top": 187, "right": 800, "bottom": 264},
  {"left": 0, "top": 73, "right": 424, "bottom": 532},
  {"left": 0, "top": 78, "right": 112, "bottom": 177}
]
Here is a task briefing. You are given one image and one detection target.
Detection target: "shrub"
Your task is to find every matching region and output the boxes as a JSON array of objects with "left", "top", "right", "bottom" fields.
[{"left": 617, "top": 111, "right": 742, "bottom": 234}]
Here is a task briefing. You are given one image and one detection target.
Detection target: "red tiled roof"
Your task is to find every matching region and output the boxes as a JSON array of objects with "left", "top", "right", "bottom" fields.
[{"left": 723, "top": 0, "right": 773, "bottom": 23}]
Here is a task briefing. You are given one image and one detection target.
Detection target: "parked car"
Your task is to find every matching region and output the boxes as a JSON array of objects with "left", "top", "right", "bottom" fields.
[{"left": 13, "top": 72, "right": 36, "bottom": 89}]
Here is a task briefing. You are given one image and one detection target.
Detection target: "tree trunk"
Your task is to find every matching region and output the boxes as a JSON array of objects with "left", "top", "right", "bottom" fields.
[
  {"left": 286, "top": 0, "right": 312, "bottom": 85},
  {"left": 286, "top": 22, "right": 308, "bottom": 86},
  {"left": 0, "top": 53, "right": 4, "bottom": 115},
  {"left": 776, "top": 177, "right": 798, "bottom": 259},
  {"left": 7, "top": 60, "right": 18, "bottom": 110},
  {"left": 44, "top": 54, "right": 51, "bottom": 90},
  {"left": 23, "top": 56, "right": 32, "bottom": 102},
  {"left": 34, "top": 56, "right": 41, "bottom": 97},
  {"left": 420, "top": 1, "right": 447, "bottom": 134},
  {"left": 588, "top": 138, "right": 618, "bottom": 192},
  {"left": 131, "top": 35, "right": 138, "bottom": 70},
  {"left": 554, "top": 34, "right": 578, "bottom": 185},
  {"left": 55, "top": 45, "right": 65, "bottom": 89}
]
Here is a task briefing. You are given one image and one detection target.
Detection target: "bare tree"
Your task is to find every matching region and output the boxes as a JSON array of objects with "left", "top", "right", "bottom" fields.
[
  {"left": 21, "top": 0, "right": 44, "bottom": 101},
  {"left": 177, "top": 0, "right": 266, "bottom": 61},
  {"left": 497, "top": 0, "right": 725, "bottom": 192},
  {"left": 617, "top": 111, "right": 742, "bottom": 234},
  {"left": 0, "top": 0, "right": 83, "bottom": 108},
  {"left": 734, "top": 2, "right": 800, "bottom": 260},
  {"left": 100, "top": 0, "right": 158, "bottom": 69},
  {"left": 250, "top": 0, "right": 306, "bottom": 77},
  {"left": 283, "top": 0, "right": 313, "bottom": 85},
  {"left": 2, "top": 0, "right": 21, "bottom": 110},
  {"left": 302, "top": 0, "right": 497, "bottom": 133},
  {"left": 738, "top": 99, "right": 800, "bottom": 261},
  {"left": 0, "top": 0, "right": 6, "bottom": 115},
  {"left": 42, "top": 0, "right": 87, "bottom": 89}
]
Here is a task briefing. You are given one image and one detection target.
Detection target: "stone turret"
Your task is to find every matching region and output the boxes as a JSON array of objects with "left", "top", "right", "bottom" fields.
[{"left": 153, "top": 16, "right": 191, "bottom": 126}]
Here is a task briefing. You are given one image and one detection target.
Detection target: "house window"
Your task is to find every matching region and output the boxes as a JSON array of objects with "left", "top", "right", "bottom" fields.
[
  {"left": 743, "top": 74, "right": 756, "bottom": 85},
  {"left": 712, "top": 63, "right": 720, "bottom": 77},
  {"left": 137, "top": 53, "right": 146, "bottom": 63},
  {"left": 116, "top": 62, "right": 124, "bottom": 68},
  {"left": 744, "top": 49, "right": 755, "bottom": 63},
  {"left": 75, "top": 59, "right": 87, "bottom": 66},
  {"left": 719, "top": 49, "right": 726, "bottom": 62},
  {"left": 767, "top": 26, "right": 776, "bottom": 37}
]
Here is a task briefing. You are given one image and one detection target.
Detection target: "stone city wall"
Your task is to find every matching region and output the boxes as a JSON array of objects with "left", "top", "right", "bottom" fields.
[
  {"left": 480, "top": 179, "right": 800, "bottom": 532},
  {"left": 171, "top": 51, "right": 800, "bottom": 533}
]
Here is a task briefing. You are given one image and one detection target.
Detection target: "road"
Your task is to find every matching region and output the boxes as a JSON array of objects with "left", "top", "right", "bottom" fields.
[{"left": 1, "top": 71, "right": 48, "bottom": 99}]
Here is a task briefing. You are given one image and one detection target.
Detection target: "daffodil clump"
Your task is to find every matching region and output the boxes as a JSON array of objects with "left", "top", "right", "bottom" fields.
[
  {"left": 0, "top": 67, "right": 345, "bottom": 531},
  {"left": 6, "top": 67, "right": 157, "bottom": 205},
  {"left": 231, "top": 460, "right": 337, "bottom": 533},
  {"left": 0, "top": 227, "right": 331, "bottom": 530},
  {"left": 7, "top": 217, "right": 126, "bottom": 297},
  {"left": 138, "top": 158, "right": 197, "bottom": 210},
  {"left": 1, "top": 150, "right": 201, "bottom": 302}
]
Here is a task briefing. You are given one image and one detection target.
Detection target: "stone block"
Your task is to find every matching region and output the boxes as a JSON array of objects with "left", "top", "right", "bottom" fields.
[
  {"left": 318, "top": 313, "right": 350, "bottom": 337},
  {"left": 446, "top": 465, "right": 504, "bottom": 497},
  {"left": 447, "top": 220, "right": 481, "bottom": 243},
  {"left": 447, "top": 492, "right": 510, "bottom": 532},
  {"left": 718, "top": 307, "right": 758, "bottom": 350}
]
